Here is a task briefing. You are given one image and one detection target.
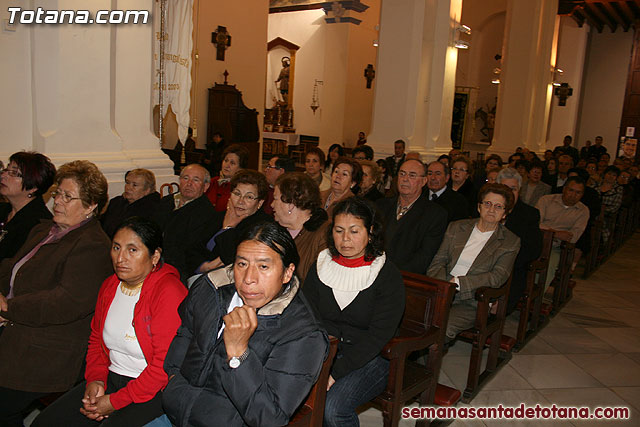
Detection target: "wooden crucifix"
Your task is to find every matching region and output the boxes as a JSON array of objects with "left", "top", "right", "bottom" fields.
[
  {"left": 211, "top": 26, "right": 231, "bottom": 61},
  {"left": 554, "top": 83, "right": 573, "bottom": 106},
  {"left": 364, "top": 64, "right": 375, "bottom": 89}
]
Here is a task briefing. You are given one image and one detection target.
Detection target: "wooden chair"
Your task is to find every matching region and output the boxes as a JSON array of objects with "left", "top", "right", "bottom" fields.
[
  {"left": 371, "top": 272, "right": 456, "bottom": 427},
  {"left": 160, "top": 182, "right": 179, "bottom": 197},
  {"left": 550, "top": 241, "right": 575, "bottom": 314},
  {"left": 513, "top": 230, "right": 554, "bottom": 351},
  {"left": 288, "top": 336, "right": 339, "bottom": 427},
  {"left": 457, "top": 275, "right": 513, "bottom": 403}
]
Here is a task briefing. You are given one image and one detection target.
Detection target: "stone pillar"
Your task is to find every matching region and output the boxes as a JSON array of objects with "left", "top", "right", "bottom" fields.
[
  {"left": 0, "top": 0, "right": 174, "bottom": 197},
  {"left": 367, "top": 0, "right": 463, "bottom": 161},
  {"left": 547, "top": 17, "right": 589, "bottom": 148},
  {"left": 491, "top": 0, "right": 559, "bottom": 157}
]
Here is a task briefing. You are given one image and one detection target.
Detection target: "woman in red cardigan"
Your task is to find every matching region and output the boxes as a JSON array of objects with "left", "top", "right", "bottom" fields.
[
  {"left": 33, "top": 217, "right": 187, "bottom": 426},
  {"left": 206, "top": 144, "right": 249, "bottom": 212}
]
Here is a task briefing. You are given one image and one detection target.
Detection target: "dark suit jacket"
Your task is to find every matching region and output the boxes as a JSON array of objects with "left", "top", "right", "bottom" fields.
[
  {"left": 430, "top": 187, "right": 469, "bottom": 223},
  {"left": 0, "top": 218, "right": 112, "bottom": 392},
  {"left": 385, "top": 154, "right": 405, "bottom": 177},
  {"left": 427, "top": 219, "right": 520, "bottom": 301},
  {"left": 100, "top": 192, "right": 161, "bottom": 238},
  {"left": 505, "top": 200, "right": 542, "bottom": 311},
  {"left": 376, "top": 194, "right": 447, "bottom": 274},
  {"left": 453, "top": 179, "right": 478, "bottom": 218},
  {"left": 0, "top": 197, "right": 52, "bottom": 262},
  {"left": 153, "top": 194, "right": 218, "bottom": 283}
]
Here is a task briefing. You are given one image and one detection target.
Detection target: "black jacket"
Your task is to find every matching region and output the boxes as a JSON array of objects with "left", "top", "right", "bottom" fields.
[
  {"left": 504, "top": 200, "right": 542, "bottom": 312},
  {"left": 453, "top": 179, "right": 478, "bottom": 218},
  {"left": 376, "top": 194, "right": 447, "bottom": 274},
  {"left": 100, "top": 192, "right": 161, "bottom": 238},
  {"left": 303, "top": 254, "right": 405, "bottom": 379},
  {"left": 153, "top": 194, "right": 218, "bottom": 283},
  {"left": 429, "top": 187, "right": 469, "bottom": 223},
  {"left": 163, "top": 269, "right": 328, "bottom": 427},
  {"left": 0, "top": 197, "right": 52, "bottom": 262}
]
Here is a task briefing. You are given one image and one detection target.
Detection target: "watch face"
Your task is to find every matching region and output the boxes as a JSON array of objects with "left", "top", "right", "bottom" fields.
[{"left": 229, "top": 357, "right": 240, "bottom": 369}]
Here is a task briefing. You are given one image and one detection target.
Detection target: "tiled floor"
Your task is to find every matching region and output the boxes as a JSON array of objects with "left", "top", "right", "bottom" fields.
[{"left": 359, "top": 233, "right": 640, "bottom": 426}]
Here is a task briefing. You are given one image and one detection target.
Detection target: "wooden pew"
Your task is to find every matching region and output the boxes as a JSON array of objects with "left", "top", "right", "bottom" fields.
[
  {"left": 513, "top": 230, "right": 554, "bottom": 351},
  {"left": 456, "top": 275, "right": 513, "bottom": 403},
  {"left": 550, "top": 241, "right": 575, "bottom": 315},
  {"left": 371, "top": 272, "right": 456, "bottom": 427}
]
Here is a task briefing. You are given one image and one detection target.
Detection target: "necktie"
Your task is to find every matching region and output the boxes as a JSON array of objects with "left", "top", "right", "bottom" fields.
[{"left": 431, "top": 193, "right": 438, "bottom": 201}]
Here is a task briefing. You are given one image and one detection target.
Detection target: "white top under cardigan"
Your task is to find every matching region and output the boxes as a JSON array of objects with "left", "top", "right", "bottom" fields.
[
  {"left": 316, "top": 249, "right": 386, "bottom": 310},
  {"left": 449, "top": 225, "right": 495, "bottom": 281}
]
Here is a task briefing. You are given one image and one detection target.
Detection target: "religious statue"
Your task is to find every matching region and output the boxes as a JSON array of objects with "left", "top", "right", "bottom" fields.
[{"left": 276, "top": 57, "right": 291, "bottom": 105}]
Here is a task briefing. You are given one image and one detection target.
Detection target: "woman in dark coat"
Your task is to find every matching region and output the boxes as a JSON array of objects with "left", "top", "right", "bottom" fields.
[
  {"left": 0, "top": 160, "right": 113, "bottom": 426},
  {"left": 0, "top": 151, "right": 56, "bottom": 262}
]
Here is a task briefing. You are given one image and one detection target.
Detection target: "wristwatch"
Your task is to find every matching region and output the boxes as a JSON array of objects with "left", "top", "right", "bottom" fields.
[{"left": 228, "top": 349, "right": 250, "bottom": 369}]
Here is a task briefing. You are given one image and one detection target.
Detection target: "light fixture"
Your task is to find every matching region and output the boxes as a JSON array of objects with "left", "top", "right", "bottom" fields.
[
  {"left": 454, "top": 40, "right": 469, "bottom": 49},
  {"left": 310, "top": 80, "right": 322, "bottom": 114},
  {"left": 456, "top": 24, "right": 471, "bottom": 34},
  {"left": 373, "top": 39, "right": 379, "bottom": 47},
  {"left": 491, "top": 78, "right": 501, "bottom": 85},
  {"left": 552, "top": 82, "right": 561, "bottom": 87}
]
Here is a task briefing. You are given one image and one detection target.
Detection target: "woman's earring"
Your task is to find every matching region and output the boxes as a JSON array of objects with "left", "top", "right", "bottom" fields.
[{"left": 27, "top": 193, "right": 34, "bottom": 198}]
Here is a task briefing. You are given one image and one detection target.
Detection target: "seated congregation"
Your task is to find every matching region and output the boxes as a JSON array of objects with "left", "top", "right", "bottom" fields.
[{"left": 0, "top": 136, "right": 638, "bottom": 426}]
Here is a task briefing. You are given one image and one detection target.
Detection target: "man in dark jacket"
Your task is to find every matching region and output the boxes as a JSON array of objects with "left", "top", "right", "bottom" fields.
[
  {"left": 497, "top": 168, "right": 542, "bottom": 312},
  {"left": 153, "top": 164, "right": 218, "bottom": 284},
  {"left": 376, "top": 159, "right": 447, "bottom": 274},
  {"left": 424, "top": 161, "right": 469, "bottom": 223}
]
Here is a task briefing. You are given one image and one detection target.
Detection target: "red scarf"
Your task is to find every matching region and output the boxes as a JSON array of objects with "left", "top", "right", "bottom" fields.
[{"left": 332, "top": 255, "right": 373, "bottom": 268}]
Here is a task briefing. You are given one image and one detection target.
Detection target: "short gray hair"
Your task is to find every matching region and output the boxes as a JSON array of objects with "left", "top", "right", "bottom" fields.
[{"left": 496, "top": 167, "right": 522, "bottom": 189}]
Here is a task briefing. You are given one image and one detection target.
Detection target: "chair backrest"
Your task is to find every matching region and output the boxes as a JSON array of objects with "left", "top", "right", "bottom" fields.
[
  {"left": 160, "top": 182, "right": 179, "bottom": 197},
  {"left": 288, "top": 336, "right": 338, "bottom": 427},
  {"left": 400, "top": 271, "right": 457, "bottom": 338}
]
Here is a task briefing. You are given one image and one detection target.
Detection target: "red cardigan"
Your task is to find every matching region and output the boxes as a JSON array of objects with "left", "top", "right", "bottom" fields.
[
  {"left": 205, "top": 176, "right": 231, "bottom": 212},
  {"left": 84, "top": 263, "right": 187, "bottom": 410}
]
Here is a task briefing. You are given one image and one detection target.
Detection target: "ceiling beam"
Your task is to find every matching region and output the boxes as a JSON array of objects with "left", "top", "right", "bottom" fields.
[
  {"left": 618, "top": 1, "right": 637, "bottom": 23},
  {"left": 579, "top": 5, "right": 605, "bottom": 32},
  {"left": 588, "top": 3, "right": 617, "bottom": 31},
  {"left": 606, "top": 2, "right": 632, "bottom": 31}
]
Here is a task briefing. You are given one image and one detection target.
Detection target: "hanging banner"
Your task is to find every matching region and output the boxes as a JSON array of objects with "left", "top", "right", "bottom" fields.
[{"left": 153, "top": 0, "right": 194, "bottom": 143}]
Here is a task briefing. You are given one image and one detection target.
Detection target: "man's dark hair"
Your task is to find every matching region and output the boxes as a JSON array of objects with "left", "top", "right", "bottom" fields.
[
  {"left": 394, "top": 139, "right": 406, "bottom": 148},
  {"left": 273, "top": 156, "right": 296, "bottom": 172},
  {"left": 565, "top": 175, "right": 586, "bottom": 188},
  {"left": 352, "top": 145, "right": 374, "bottom": 160}
]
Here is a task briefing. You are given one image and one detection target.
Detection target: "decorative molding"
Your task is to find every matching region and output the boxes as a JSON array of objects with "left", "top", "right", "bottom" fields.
[{"left": 269, "top": 0, "right": 368, "bottom": 14}]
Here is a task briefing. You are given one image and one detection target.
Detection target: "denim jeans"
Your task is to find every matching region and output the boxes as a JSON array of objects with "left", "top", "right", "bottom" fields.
[{"left": 323, "top": 355, "right": 389, "bottom": 427}]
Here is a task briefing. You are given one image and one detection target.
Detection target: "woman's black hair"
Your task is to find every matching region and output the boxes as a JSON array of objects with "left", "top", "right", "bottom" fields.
[
  {"left": 238, "top": 221, "right": 300, "bottom": 286},
  {"left": 325, "top": 144, "right": 345, "bottom": 168},
  {"left": 114, "top": 217, "right": 163, "bottom": 258},
  {"left": 603, "top": 165, "right": 621, "bottom": 178},
  {"left": 9, "top": 151, "right": 56, "bottom": 196},
  {"left": 326, "top": 197, "right": 384, "bottom": 261}
]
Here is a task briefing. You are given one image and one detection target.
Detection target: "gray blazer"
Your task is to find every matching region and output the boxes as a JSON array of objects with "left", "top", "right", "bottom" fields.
[
  {"left": 427, "top": 219, "right": 520, "bottom": 301},
  {"left": 520, "top": 181, "right": 551, "bottom": 207}
]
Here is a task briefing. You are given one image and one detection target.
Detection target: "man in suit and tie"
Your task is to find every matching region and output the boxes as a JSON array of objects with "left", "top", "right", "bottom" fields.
[
  {"left": 376, "top": 159, "right": 447, "bottom": 274},
  {"left": 425, "top": 161, "right": 469, "bottom": 223}
]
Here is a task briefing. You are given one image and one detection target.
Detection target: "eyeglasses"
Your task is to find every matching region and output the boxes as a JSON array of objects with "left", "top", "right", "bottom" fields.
[
  {"left": 451, "top": 167, "right": 468, "bottom": 173},
  {"left": 479, "top": 200, "right": 505, "bottom": 211},
  {"left": 51, "top": 190, "right": 82, "bottom": 203},
  {"left": 265, "top": 165, "right": 282, "bottom": 171},
  {"left": 398, "top": 170, "right": 424, "bottom": 180},
  {"left": 0, "top": 168, "right": 22, "bottom": 178},
  {"left": 231, "top": 190, "right": 258, "bottom": 202}
]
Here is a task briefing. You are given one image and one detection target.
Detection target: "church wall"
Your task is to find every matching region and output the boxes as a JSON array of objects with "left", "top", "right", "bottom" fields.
[
  {"left": 577, "top": 28, "right": 633, "bottom": 156},
  {"left": 179, "top": 0, "right": 269, "bottom": 150},
  {"left": 266, "top": 3, "right": 379, "bottom": 151},
  {"left": 0, "top": 1, "right": 33, "bottom": 158}
]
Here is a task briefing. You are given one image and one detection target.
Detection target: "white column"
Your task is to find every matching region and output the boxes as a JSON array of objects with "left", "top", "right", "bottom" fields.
[
  {"left": 367, "top": 0, "right": 462, "bottom": 161},
  {"left": 492, "top": 0, "right": 559, "bottom": 157},
  {"left": 547, "top": 16, "right": 589, "bottom": 148},
  {"left": 0, "top": 0, "right": 174, "bottom": 197}
]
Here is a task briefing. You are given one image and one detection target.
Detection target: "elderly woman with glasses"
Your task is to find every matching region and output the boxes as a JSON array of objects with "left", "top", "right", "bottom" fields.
[
  {"left": 198, "top": 170, "right": 273, "bottom": 273},
  {"left": 427, "top": 183, "right": 521, "bottom": 340},
  {"left": 0, "top": 160, "right": 113, "bottom": 426},
  {"left": 0, "top": 152, "right": 56, "bottom": 262}
]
